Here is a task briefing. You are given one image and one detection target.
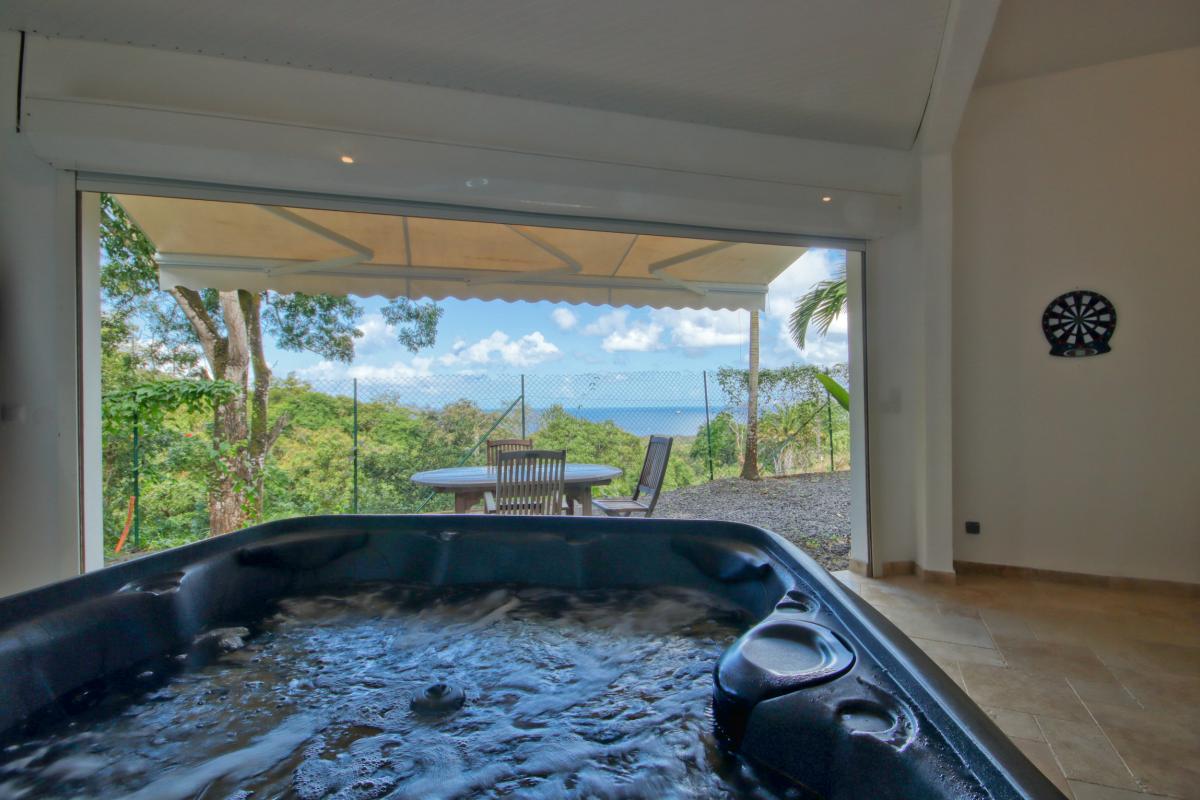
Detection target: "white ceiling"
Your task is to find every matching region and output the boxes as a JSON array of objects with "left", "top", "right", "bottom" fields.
[
  {"left": 978, "top": 0, "right": 1200, "bottom": 85},
  {"left": 1, "top": 0, "right": 950, "bottom": 150}
]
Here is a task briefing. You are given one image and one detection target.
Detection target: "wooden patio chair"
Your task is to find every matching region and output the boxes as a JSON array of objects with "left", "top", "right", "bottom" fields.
[
  {"left": 593, "top": 435, "right": 673, "bottom": 517},
  {"left": 486, "top": 438, "right": 533, "bottom": 466},
  {"left": 487, "top": 449, "right": 567, "bottom": 515},
  {"left": 480, "top": 438, "right": 534, "bottom": 511}
]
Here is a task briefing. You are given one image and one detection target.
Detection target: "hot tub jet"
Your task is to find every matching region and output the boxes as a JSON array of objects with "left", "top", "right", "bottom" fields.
[{"left": 410, "top": 682, "right": 466, "bottom": 715}]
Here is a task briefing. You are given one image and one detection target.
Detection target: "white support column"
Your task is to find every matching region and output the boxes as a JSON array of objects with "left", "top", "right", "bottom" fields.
[
  {"left": 846, "top": 251, "right": 871, "bottom": 575},
  {"left": 79, "top": 192, "right": 104, "bottom": 572},
  {"left": 0, "top": 32, "right": 85, "bottom": 596},
  {"left": 917, "top": 155, "right": 956, "bottom": 577}
]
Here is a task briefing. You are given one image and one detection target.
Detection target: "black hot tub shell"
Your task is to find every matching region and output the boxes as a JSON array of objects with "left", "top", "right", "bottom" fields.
[{"left": 0, "top": 515, "right": 1062, "bottom": 799}]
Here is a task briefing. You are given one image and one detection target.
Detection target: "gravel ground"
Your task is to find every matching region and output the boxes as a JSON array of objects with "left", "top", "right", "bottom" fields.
[{"left": 654, "top": 472, "right": 850, "bottom": 572}]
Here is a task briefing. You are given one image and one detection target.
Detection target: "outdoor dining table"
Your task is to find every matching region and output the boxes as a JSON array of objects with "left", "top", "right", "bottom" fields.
[{"left": 410, "top": 463, "right": 622, "bottom": 516}]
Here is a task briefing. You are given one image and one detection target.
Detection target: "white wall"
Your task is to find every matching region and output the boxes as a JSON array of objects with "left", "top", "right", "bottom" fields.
[
  {"left": 0, "top": 32, "right": 84, "bottom": 595},
  {"left": 952, "top": 47, "right": 1200, "bottom": 583}
]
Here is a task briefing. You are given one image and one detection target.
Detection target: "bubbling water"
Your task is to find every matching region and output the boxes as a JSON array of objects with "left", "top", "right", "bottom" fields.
[{"left": 0, "top": 584, "right": 795, "bottom": 799}]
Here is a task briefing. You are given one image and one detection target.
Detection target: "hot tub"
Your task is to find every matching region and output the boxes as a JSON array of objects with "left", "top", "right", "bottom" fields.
[{"left": 0, "top": 515, "right": 1061, "bottom": 799}]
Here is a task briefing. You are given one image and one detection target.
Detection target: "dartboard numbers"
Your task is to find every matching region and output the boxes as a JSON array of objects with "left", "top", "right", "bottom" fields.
[{"left": 1042, "top": 290, "right": 1116, "bottom": 357}]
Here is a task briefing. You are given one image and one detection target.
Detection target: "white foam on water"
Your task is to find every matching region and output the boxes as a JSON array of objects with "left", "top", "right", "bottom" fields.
[
  {"left": 119, "top": 715, "right": 315, "bottom": 800},
  {"left": 0, "top": 584, "right": 780, "bottom": 799}
]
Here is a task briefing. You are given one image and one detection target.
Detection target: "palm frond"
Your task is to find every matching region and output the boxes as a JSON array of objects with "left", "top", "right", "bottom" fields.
[{"left": 787, "top": 266, "right": 848, "bottom": 350}]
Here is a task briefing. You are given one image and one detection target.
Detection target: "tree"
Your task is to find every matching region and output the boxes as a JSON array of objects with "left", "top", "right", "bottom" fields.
[
  {"left": 100, "top": 194, "right": 443, "bottom": 534},
  {"left": 690, "top": 410, "right": 740, "bottom": 468},
  {"left": 716, "top": 364, "right": 850, "bottom": 477},
  {"left": 741, "top": 310, "right": 761, "bottom": 480},
  {"left": 788, "top": 262, "right": 847, "bottom": 350}
]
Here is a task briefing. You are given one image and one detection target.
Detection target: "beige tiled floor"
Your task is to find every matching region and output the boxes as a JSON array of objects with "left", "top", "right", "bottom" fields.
[{"left": 832, "top": 570, "right": 1200, "bottom": 800}]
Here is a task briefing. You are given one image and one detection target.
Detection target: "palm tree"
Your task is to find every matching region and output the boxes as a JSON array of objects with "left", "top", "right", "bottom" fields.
[
  {"left": 788, "top": 264, "right": 847, "bottom": 350},
  {"left": 741, "top": 310, "right": 761, "bottom": 480}
]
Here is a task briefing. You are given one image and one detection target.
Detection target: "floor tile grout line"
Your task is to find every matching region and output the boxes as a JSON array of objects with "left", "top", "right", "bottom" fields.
[
  {"left": 1030, "top": 715, "right": 1076, "bottom": 797},
  {"left": 976, "top": 614, "right": 1011, "bottom": 665},
  {"left": 1064, "top": 679, "right": 1146, "bottom": 793}
]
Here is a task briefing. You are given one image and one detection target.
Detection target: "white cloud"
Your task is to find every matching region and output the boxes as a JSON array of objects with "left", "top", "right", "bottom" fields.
[
  {"left": 578, "top": 308, "right": 664, "bottom": 352},
  {"left": 353, "top": 313, "right": 397, "bottom": 355},
  {"left": 439, "top": 330, "right": 562, "bottom": 368},
  {"left": 601, "top": 322, "right": 664, "bottom": 352},
  {"left": 765, "top": 249, "right": 848, "bottom": 338},
  {"left": 651, "top": 307, "right": 748, "bottom": 349},
  {"left": 582, "top": 309, "right": 665, "bottom": 352},
  {"left": 295, "top": 356, "right": 434, "bottom": 382},
  {"left": 551, "top": 307, "right": 578, "bottom": 331},
  {"left": 583, "top": 309, "right": 629, "bottom": 336},
  {"left": 772, "top": 324, "right": 848, "bottom": 365}
]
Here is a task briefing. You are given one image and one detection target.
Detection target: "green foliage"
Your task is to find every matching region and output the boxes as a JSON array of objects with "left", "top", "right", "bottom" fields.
[
  {"left": 264, "top": 426, "right": 354, "bottom": 517},
  {"left": 533, "top": 406, "right": 701, "bottom": 497},
  {"left": 265, "top": 293, "right": 363, "bottom": 362},
  {"left": 533, "top": 406, "right": 645, "bottom": 496},
  {"left": 715, "top": 364, "right": 851, "bottom": 477},
  {"left": 381, "top": 298, "right": 444, "bottom": 353},
  {"left": 788, "top": 261, "right": 848, "bottom": 350},
  {"left": 99, "top": 196, "right": 159, "bottom": 307},
  {"left": 99, "top": 193, "right": 445, "bottom": 542},
  {"left": 815, "top": 372, "right": 850, "bottom": 411},
  {"left": 100, "top": 373, "right": 847, "bottom": 560},
  {"left": 690, "top": 410, "right": 740, "bottom": 467},
  {"left": 102, "top": 379, "right": 240, "bottom": 434},
  {"left": 716, "top": 363, "right": 848, "bottom": 411},
  {"left": 357, "top": 398, "right": 520, "bottom": 513}
]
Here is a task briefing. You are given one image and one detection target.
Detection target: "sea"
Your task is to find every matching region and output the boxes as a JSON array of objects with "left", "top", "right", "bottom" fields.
[{"left": 525, "top": 406, "right": 719, "bottom": 437}]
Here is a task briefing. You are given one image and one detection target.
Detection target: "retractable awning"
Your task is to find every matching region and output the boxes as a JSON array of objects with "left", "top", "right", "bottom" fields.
[{"left": 117, "top": 195, "right": 805, "bottom": 311}]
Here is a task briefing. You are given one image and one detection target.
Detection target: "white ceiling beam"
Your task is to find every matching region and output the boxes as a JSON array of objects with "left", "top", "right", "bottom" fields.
[
  {"left": 916, "top": 0, "right": 1001, "bottom": 154},
  {"left": 20, "top": 36, "right": 914, "bottom": 196},
  {"left": 20, "top": 37, "right": 909, "bottom": 239}
]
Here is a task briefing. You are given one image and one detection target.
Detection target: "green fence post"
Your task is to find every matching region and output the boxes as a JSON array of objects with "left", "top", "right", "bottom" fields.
[
  {"left": 132, "top": 409, "right": 141, "bottom": 549},
  {"left": 352, "top": 378, "right": 359, "bottom": 513},
  {"left": 827, "top": 399, "right": 835, "bottom": 472},
  {"left": 520, "top": 374, "right": 526, "bottom": 439},
  {"left": 702, "top": 370, "right": 715, "bottom": 482}
]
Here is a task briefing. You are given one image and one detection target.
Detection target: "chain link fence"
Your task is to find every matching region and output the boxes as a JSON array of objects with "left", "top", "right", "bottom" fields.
[{"left": 104, "top": 367, "right": 849, "bottom": 555}]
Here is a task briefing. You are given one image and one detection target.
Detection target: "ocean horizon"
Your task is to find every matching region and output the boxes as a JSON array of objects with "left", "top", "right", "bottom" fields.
[{"left": 524, "top": 405, "right": 720, "bottom": 437}]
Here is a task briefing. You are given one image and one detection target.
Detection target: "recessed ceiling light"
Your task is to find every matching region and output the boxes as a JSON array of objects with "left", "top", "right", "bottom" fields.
[
  {"left": 821, "top": 195, "right": 833, "bottom": 203},
  {"left": 340, "top": 155, "right": 355, "bottom": 164}
]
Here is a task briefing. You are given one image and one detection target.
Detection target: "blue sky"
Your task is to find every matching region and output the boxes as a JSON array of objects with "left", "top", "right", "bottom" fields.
[{"left": 277, "top": 248, "right": 848, "bottom": 381}]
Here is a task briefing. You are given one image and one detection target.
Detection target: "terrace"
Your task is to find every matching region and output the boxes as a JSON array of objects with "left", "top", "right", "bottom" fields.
[{"left": 1, "top": 2, "right": 1197, "bottom": 798}]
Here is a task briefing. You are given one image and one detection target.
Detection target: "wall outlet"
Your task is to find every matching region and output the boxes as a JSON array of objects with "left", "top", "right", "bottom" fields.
[{"left": 965, "top": 521, "right": 981, "bottom": 535}]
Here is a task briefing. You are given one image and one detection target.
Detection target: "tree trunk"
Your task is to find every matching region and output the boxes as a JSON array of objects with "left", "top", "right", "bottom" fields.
[
  {"left": 741, "top": 310, "right": 761, "bottom": 480},
  {"left": 167, "top": 287, "right": 289, "bottom": 536},
  {"left": 207, "top": 291, "right": 254, "bottom": 535},
  {"left": 243, "top": 290, "right": 287, "bottom": 520}
]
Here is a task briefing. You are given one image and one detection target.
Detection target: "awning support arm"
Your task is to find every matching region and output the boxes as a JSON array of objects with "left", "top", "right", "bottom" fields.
[
  {"left": 648, "top": 241, "right": 737, "bottom": 296},
  {"left": 463, "top": 225, "right": 583, "bottom": 286},
  {"left": 256, "top": 206, "right": 375, "bottom": 277}
]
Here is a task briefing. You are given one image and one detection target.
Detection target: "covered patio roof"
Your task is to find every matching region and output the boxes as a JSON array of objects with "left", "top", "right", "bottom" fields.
[{"left": 117, "top": 195, "right": 806, "bottom": 311}]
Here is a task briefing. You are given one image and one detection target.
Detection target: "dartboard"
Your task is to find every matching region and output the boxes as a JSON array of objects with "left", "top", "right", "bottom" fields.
[{"left": 1041, "top": 290, "right": 1116, "bottom": 357}]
